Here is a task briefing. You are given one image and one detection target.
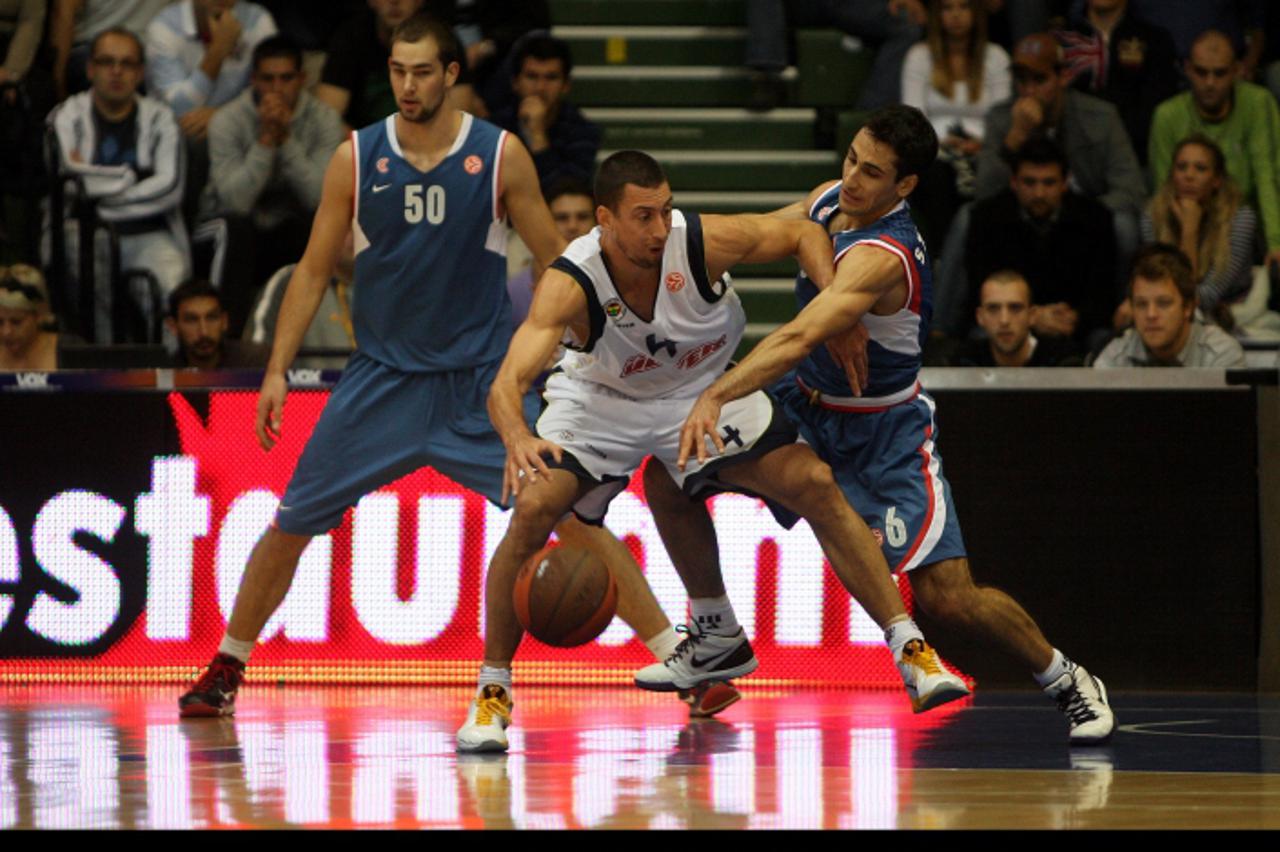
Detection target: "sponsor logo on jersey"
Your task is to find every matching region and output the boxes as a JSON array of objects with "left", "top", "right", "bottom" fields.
[
  {"left": 871, "top": 528, "right": 885, "bottom": 547},
  {"left": 376, "top": 157, "right": 390, "bottom": 174},
  {"left": 620, "top": 354, "right": 662, "bottom": 378},
  {"left": 464, "top": 155, "right": 484, "bottom": 175},
  {"left": 372, "top": 183, "right": 391, "bottom": 192},
  {"left": 603, "top": 298, "right": 626, "bottom": 320},
  {"left": 665, "top": 271, "right": 685, "bottom": 293},
  {"left": 676, "top": 334, "right": 727, "bottom": 370}
]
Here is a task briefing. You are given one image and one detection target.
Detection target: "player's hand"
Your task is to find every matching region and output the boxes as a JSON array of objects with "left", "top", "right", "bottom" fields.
[
  {"left": 502, "top": 432, "right": 563, "bottom": 505},
  {"left": 825, "top": 322, "right": 869, "bottom": 396},
  {"left": 256, "top": 372, "right": 287, "bottom": 451},
  {"left": 677, "top": 392, "right": 725, "bottom": 472}
]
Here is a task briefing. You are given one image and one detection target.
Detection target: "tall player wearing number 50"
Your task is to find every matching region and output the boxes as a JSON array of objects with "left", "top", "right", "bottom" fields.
[{"left": 178, "top": 15, "right": 691, "bottom": 720}]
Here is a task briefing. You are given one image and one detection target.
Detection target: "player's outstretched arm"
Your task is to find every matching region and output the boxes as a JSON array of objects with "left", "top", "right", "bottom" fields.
[
  {"left": 701, "top": 213, "right": 834, "bottom": 288},
  {"left": 256, "top": 140, "right": 355, "bottom": 451},
  {"left": 489, "top": 269, "right": 588, "bottom": 503},
  {"left": 677, "top": 245, "right": 900, "bottom": 469},
  {"left": 500, "top": 133, "right": 568, "bottom": 275}
]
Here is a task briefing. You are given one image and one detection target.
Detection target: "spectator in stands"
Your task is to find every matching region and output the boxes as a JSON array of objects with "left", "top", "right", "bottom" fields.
[
  {"left": 49, "top": 0, "right": 169, "bottom": 99},
  {"left": 975, "top": 32, "right": 1145, "bottom": 216},
  {"left": 1056, "top": 0, "right": 1179, "bottom": 167},
  {"left": 245, "top": 234, "right": 355, "bottom": 369},
  {"left": 145, "top": 0, "right": 277, "bottom": 139},
  {"left": 46, "top": 26, "right": 189, "bottom": 342},
  {"left": 453, "top": 0, "right": 550, "bottom": 115},
  {"left": 746, "top": 0, "right": 926, "bottom": 110},
  {"left": 1148, "top": 31, "right": 1280, "bottom": 273},
  {"left": 317, "top": 0, "right": 478, "bottom": 130},
  {"left": 901, "top": 0, "right": 1011, "bottom": 247},
  {"left": 1, "top": 0, "right": 53, "bottom": 266},
  {"left": 0, "top": 264, "right": 66, "bottom": 371},
  {"left": 492, "top": 34, "right": 600, "bottom": 192},
  {"left": 202, "top": 35, "right": 342, "bottom": 327},
  {"left": 964, "top": 137, "right": 1115, "bottom": 346},
  {"left": 951, "top": 269, "right": 1079, "bottom": 366},
  {"left": 1128, "top": 0, "right": 1263, "bottom": 74},
  {"left": 1130, "top": 134, "right": 1256, "bottom": 330},
  {"left": 167, "top": 278, "right": 267, "bottom": 368},
  {"left": 507, "top": 177, "right": 595, "bottom": 328},
  {"left": 1094, "top": 242, "right": 1245, "bottom": 367}
]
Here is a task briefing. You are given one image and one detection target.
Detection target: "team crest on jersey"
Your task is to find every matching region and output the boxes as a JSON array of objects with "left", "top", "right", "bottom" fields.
[
  {"left": 465, "top": 155, "right": 484, "bottom": 175},
  {"left": 603, "top": 298, "right": 626, "bottom": 320},
  {"left": 376, "top": 157, "right": 390, "bottom": 174},
  {"left": 665, "top": 272, "right": 686, "bottom": 293},
  {"left": 676, "top": 335, "right": 727, "bottom": 370},
  {"left": 620, "top": 354, "right": 662, "bottom": 378}
]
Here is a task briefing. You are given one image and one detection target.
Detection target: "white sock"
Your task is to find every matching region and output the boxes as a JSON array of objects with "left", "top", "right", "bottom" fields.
[
  {"left": 690, "top": 595, "right": 740, "bottom": 636},
  {"left": 1034, "top": 649, "right": 1071, "bottom": 687},
  {"left": 883, "top": 618, "right": 925, "bottom": 661},
  {"left": 218, "top": 635, "right": 254, "bottom": 665},
  {"left": 478, "top": 665, "right": 513, "bottom": 698},
  {"left": 645, "top": 626, "right": 682, "bottom": 660}
]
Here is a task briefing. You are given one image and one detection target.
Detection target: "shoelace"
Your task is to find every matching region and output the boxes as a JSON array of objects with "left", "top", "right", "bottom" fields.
[
  {"left": 1056, "top": 682, "right": 1100, "bottom": 724},
  {"left": 904, "top": 640, "right": 942, "bottom": 675},
  {"left": 666, "top": 623, "right": 705, "bottom": 664},
  {"left": 193, "top": 657, "right": 242, "bottom": 693},
  {"left": 473, "top": 696, "right": 510, "bottom": 727}
]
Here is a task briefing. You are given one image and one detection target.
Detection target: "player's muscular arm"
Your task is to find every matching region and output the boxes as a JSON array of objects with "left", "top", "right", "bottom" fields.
[
  {"left": 256, "top": 141, "right": 354, "bottom": 450},
  {"left": 500, "top": 133, "right": 567, "bottom": 274},
  {"left": 702, "top": 214, "right": 834, "bottom": 289},
  {"left": 677, "top": 247, "right": 899, "bottom": 468},
  {"left": 766, "top": 180, "right": 839, "bottom": 225},
  {"left": 489, "top": 270, "right": 588, "bottom": 500}
]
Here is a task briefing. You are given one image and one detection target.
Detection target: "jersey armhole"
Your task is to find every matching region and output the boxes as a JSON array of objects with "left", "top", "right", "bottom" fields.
[
  {"left": 349, "top": 129, "right": 360, "bottom": 221},
  {"left": 550, "top": 256, "right": 604, "bottom": 352},
  {"left": 837, "top": 237, "right": 918, "bottom": 314},
  {"left": 682, "top": 210, "right": 726, "bottom": 304},
  {"left": 493, "top": 129, "right": 508, "bottom": 221}
]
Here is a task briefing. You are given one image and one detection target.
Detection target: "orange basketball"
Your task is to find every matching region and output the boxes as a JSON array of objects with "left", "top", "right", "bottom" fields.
[{"left": 512, "top": 545, "right": 618, "bottom": 647}]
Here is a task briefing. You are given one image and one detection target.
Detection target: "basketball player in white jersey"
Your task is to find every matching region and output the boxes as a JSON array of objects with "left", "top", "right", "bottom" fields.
[{"left": 457, "top": 150, "right": 969, "bottom": 753}]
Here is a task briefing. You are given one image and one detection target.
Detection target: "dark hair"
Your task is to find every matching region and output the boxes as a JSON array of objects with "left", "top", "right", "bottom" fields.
[
  {"left": 512, "top": 34, "right": 574, "bottom": 78},
  {"left": 251, "top": 34, "right": 303, "bottom": 73},
  {"left": 861, "top": 105, "right": 938, "bottom": 181},
  {"left": 90, "top": 27, "right": 145, "bottom": 65},
  {"left": 1010, "top": 135, "right": 1069, "bottom": 174},
  {"left": 1129, "top": 243, "right": 1196, "bottom": 302},
  {"left": 594, "top": 150, "right": 667, "bottom": 211},
  {"left": 390, "top": 14, "right": 462, "bottom": 70},
  {"left": 544, "top": 176, "right": 594, "bottom": 206},
  {"left": 168, "top": 280, "right": 224, "bottom": 318}
]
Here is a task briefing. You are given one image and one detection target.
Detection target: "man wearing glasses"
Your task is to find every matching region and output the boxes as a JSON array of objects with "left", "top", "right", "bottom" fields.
[{"left": 46, "top": 26, "right": 189, "bottom": 341}]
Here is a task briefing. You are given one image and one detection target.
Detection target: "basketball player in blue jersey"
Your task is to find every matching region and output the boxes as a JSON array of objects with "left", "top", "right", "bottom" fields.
[
  {"left": 457, "top": 150, "right": 970, "bottom": 753},
  {"left": 178, "top": 15, "right": 704, "bottom": 720},
  {"left": 677, "top": 106, "right": 1115, "bottom": 745}
]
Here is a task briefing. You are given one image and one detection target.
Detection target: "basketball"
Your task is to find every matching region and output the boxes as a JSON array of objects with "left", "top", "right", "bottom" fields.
[{"left": 512, "top": 545, "right": 618, "bottom": 647}]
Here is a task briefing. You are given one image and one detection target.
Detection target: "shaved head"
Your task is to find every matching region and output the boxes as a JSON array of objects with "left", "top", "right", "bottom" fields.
[{"left": 1190, "top": 30, "right": 1236, "bottom": 64}]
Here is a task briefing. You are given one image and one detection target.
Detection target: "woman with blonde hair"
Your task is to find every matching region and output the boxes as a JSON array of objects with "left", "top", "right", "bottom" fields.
[
  {"left": 1136, "top": 133, "right": 1257, "bottom": 325},
  {"left": 0, "top": 264, "right": 62, "bottom": 371},
  {"left": 901, "top": 0, "right": 1010, "bottom": 246}
]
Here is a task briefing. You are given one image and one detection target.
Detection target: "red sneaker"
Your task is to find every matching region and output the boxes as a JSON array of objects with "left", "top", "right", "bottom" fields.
[{"left": 178, "top": 654, "right": 245, "bottom": 718}]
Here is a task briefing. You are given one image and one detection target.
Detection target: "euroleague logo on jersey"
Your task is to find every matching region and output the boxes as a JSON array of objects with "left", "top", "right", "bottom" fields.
[
  {"left": 665, "top": 272, "right": 685, "bottom": 293},
  {"left": 464, "top": 155, "right": 484, "bottom": 175},
  {"left": 376, "top": 157, "right": 390, "bottom": 174}
]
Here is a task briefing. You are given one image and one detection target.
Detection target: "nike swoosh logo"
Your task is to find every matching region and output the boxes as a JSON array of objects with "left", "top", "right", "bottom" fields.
[
  {"left": 690, "top": 645, "right": 741, "bottom": 669},
  {"left": 373, "top": 184, "right": 391, "bottom": 192}
]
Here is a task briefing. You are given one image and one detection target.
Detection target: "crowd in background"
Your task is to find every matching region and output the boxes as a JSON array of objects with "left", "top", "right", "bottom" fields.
[{"left": 2, "top": 0, "right": 1278, "bottom": 372}]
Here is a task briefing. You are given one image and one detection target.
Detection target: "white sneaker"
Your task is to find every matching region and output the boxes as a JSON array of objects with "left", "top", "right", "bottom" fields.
[
  {"left": 635, "top": 624, "right": 758, "bottom": 692},
  {"left": 1044, "top": 662, "right": 1116, "bottom": 745},
  {"left": 456, "top": 684, "right": 513, "bottom": 753},
  {"left": 896, "top": 638, "right": 971, "bottom": 713}
]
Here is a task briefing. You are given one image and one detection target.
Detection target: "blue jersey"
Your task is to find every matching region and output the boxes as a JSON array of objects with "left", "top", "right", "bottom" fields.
[
  {"left": 795, "top": 187, "right": 932, "bottom": 402},
  {"left": 350, "top": 113, "right": 512, "bottom": 372}
]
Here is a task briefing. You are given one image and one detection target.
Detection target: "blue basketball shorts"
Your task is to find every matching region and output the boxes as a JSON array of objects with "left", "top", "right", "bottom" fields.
[
  {"left": 772, "top": 375, "right": 966, "bottom": 573},
  {"left": 275, "top": 351, "right": 538, "bottom": 536}
]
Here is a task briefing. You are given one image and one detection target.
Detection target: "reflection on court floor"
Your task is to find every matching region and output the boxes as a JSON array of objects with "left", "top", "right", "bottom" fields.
[{"left": 1, "top": 686, "right": 1278, "bottom": 829}]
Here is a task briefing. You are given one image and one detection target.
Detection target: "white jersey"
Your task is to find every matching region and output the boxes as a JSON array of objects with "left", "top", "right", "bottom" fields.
[{"left": 549, "top": 209, "right": 743, "bottom": 400}]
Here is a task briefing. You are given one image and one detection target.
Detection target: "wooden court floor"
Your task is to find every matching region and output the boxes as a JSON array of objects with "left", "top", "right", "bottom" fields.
[{"left": 2, "top": 684, "right": 1278, "bottom": 829}]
